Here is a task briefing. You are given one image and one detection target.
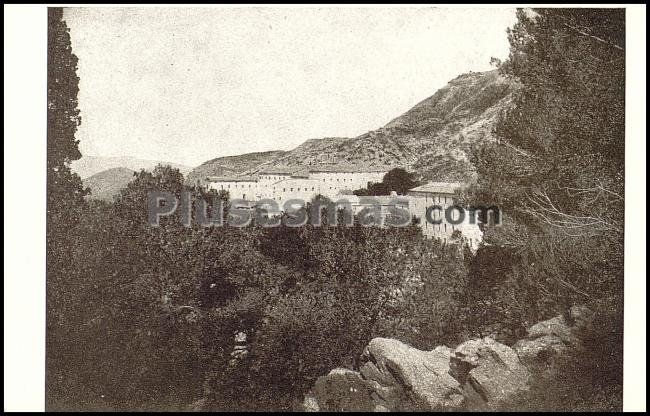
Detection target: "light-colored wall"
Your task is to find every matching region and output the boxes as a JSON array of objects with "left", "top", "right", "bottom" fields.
[
  {"left": 309, "top": 171, "right": 386, "bottom": 196},
  {"left": 258, "top": 173, "right": 291, "bottom": 184},
  {"left": 264, "top": 178, "right": 323, "bottom": 204},
  {"left": 207, "top": 171, "right": 387, "bottom": 202},
  {"left": 207, "top": 180, "right": 258, "bottom": 200},
  {"left": 205, "top": 176, "right": 482, "bottom": 248},
  {"left": 408, "top": 190, "right": 483, "bottom": 248}
]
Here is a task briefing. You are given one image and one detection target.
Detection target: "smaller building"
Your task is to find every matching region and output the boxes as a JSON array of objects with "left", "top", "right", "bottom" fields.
[{"left": 407, "top": 182, "right": 482, "bottom": 248}]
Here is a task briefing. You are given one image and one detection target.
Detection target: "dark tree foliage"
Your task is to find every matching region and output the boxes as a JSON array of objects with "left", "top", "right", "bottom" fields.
[
  {"left": 353, "top": 168, "right": 420, "bottom": 196},
  {"left": 47, "top": 8, "right": 87, "bottom": 214},
  {"left": 467, "top": 8, "right": 624, "bottom": 319},
  {"left": 47, "top": 160, "right": 470, "bottom": 410},
  {"left": 465, "top": 8, "right": 624, "bottom": 410},
  {"left": 46, "top": 7, "right": 91, "bottom": 410}
]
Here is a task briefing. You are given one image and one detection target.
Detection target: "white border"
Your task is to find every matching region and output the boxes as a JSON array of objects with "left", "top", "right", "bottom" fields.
[
  {"left": 4, "top": 4, "right": 47, "bottom": 412},
  {"left": 3, "top": 4, "right": 646, "bottom": 412},
  {"left": 623, "top": 6, "right": 647, "bottom": 413}
]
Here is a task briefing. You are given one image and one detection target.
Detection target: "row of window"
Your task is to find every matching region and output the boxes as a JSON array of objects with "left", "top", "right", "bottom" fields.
[
  {"left": 260, "top": 175, "right": 288, "bottom": 180},
  {"left": 215, "top": 183, "right": 255, "bottom": 189},
  {"left": 424, "top": 222, "right": 455, "bottom": 232},
  {"left": 214, "top": 178, "right": 374, "bottom": 189},
  {"left": 425, "top": 195, "right": 450, "bottom": 204},
  {"left": 281, "top": 187, "right": 316, "bottom": 192},
  {"left": 259, "top": 176, "right": 372, "bottom": 183},
  {"left": 215, "top": 184, "right": 353, "bottom": 193}
]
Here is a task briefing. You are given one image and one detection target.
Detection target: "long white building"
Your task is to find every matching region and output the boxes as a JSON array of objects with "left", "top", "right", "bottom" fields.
[
  {"left": 206, "top": 167, "right": 387, "bottom": 202},
  {"left": 205, "top": 170, "right": 483, "bottom": 249}
]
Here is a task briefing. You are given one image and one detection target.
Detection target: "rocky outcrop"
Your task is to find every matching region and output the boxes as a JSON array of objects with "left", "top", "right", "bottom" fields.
[
  {"left": 303, "top": 307, "right": 594, "bottom": 412},
  {"left": 450, "top": 337, "right": 530, "bottom": 409},
  {"left": 308, "top": 368, "right": 375, "bottom": 412},
  {"left": 513, "top": 305, "right": 595, "bottom": 374},
  {"left": 360, "top": 339, "right": 464, "bottom": 411}
]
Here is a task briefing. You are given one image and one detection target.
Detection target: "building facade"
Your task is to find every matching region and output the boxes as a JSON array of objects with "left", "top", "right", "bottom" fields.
[
  {"left": 205, "top": 172, "right": 482, "bottom": 249},
  {"left": 206, "top": 167, "right": 388, "bottom": 203},
  {"left": 407, "top": 182, "right": 483, "bottom": 249}
]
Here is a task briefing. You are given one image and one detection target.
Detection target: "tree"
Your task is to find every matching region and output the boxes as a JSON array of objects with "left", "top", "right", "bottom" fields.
[
  {"left": 465, "top": 9, "right": 624, "bottom": 409},
  {"left": 46, "top": 8, "right": 91, "bottom": 410},
  {"left": 484, "top": 8, "right": 624, "bottom": 237},
  {"left": 47, "top": 8, "right": 87, "bottom": 213},
  {"left": 353, "top": 168, "right": 419, "bottom": 196},
  {"left": 467, "top": 8, "right": 624, "bottom": 317}
]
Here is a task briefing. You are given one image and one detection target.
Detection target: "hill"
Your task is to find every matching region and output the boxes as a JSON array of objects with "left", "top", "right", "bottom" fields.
[
  {"left": 185, "top": 150, "right": 287, "bottom": 185},
  {"left": 83, "top": 167, "right": 136, "bottom": 202},
  {"left": 71, "top": 155, "right": 193, "bottom": 179},
  {"left": 187, "top": 70, "right": 517, "bottom": 183}
]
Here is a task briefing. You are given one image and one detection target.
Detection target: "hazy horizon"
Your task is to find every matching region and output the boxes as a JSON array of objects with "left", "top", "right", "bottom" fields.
[{"left": 64, "top": 7, "right": 517, "bottom": 167}]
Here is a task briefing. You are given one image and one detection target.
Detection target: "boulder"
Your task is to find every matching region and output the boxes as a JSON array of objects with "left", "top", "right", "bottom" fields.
[
  {"left": 568, "top": 305, "right": 595, "bottom": 335},
  {"left": 513, "top": 334, "right": 567, "bottom": 370},
  {"left": 526, "top": 315, "right": 579, "bottom": 346},
  {"left": 311, "top": 368, "right": 375, "bottom": 412},
  {"left": 300, "top": 306, "right": 595, "bottom": 412},
  {"left": 361, "top": 338, "right": 464, "bottom": 410},
  {"left": 302, "top": 392, "right": 320, "bottom": 412},
  {"left": 450, "top": 337, "right": 530, "bottom": 408},
  {"left": 514, "top": 306, "right": 595, "bottom": 374},
  {"left": 187, "top": 398, "right": 207, "bottom": 412}
]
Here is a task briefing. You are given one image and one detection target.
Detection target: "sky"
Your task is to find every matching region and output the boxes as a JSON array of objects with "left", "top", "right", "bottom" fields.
[{"left": 64, "top": 7, "right": 518, "bottom": 167}]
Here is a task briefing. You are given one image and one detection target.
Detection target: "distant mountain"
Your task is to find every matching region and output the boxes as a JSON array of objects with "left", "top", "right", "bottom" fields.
[
  {"left": 83, "top": 167, "right": 136, "bottom": 202},
  {"left": 188, "top": 69, "right": 518, "bottom": 183},
  {"left": 71, "top": 155, "right": 193, "bottom": 179}
]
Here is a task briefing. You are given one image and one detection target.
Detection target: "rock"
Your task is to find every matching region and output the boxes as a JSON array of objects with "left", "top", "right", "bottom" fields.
[
  {"left": 311, "top": 368, "right": 375, "bottom": 412},
  {"left": 301, "top": 306, "right": 594, "bottom": 412},
  {"left": 527, "top": 315, "right": 579, "bottom": 346},
  {"left": 514, "top": 306, "right": 595, "bottom": 374},
  {"left": 360, "top": 361, "right": 396, "bottom": 386},
  {"left": 302, "top": 392, "right": 320, "bottom": 412},
  {"left": 187, "top": 398, "right": 207, "bottom": 412},
  {"left": 513, "top": 334, "right": 567, "bottom": 370},
  {"left": 569, "top": 305, "right": 595, "bottom": 334},
  {"left": 450, "top": 337, "right": 530, "bottom": 408},
  {"left": 361, "top": 338, "right": 464, "bottom": 410},
  {"left": 360, "top": 366, "right": 405, "bottom": 408}
]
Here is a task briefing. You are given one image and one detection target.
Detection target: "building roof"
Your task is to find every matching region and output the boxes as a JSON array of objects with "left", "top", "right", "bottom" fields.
[
  {"left": 257, "top": 167, "right": 296, "bottom": 175},
  {"left": 331, "top": 195, "right": 410, "bottom": 206},
  {"left": 408, "top": 182, "right": 467, "bottom": 195},
  {"left": 256, "top": 166, "right": 313, "bottom": 178},
  {"left": 206, "top": 175, "right": 259, "bottom": 182},
  {"left": 272, "top": 178, "right": 323, "bottom": 186},
  {"left": 258, "top": 165, "right": 390, "bottom": 175},
  {"left": 308, "top": 165, "right": 391, "bottom": 173}
]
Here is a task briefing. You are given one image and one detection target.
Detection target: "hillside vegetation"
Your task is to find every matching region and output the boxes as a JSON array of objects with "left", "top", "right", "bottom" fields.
[
  {"left": 185, "top": 150, "right": 287, "bottom": 185},
  {"left": 188, "top": 70, "right": 517, "bottom": 183}
]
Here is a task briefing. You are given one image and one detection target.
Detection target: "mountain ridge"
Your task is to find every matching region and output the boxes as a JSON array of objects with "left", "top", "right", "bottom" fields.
[
  {"left": 187, "top": 69, "right": 517, "bottom": 184},
  {"left": 71, "top": 155, "right": 193, "bottom": 179}
]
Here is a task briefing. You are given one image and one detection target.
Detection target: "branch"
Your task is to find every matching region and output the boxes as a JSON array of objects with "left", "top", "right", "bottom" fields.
[
  {"left": 562, "top": 22, "right": 624, "bottom": 52},
  {"left": 522, "top": 190, "right": 622, "bottom": 236}
]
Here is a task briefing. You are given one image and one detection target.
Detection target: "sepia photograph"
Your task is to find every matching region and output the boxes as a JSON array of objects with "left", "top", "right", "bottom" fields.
[{"left": 3, "top": 3, "right": 647, "bottom": 412}]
